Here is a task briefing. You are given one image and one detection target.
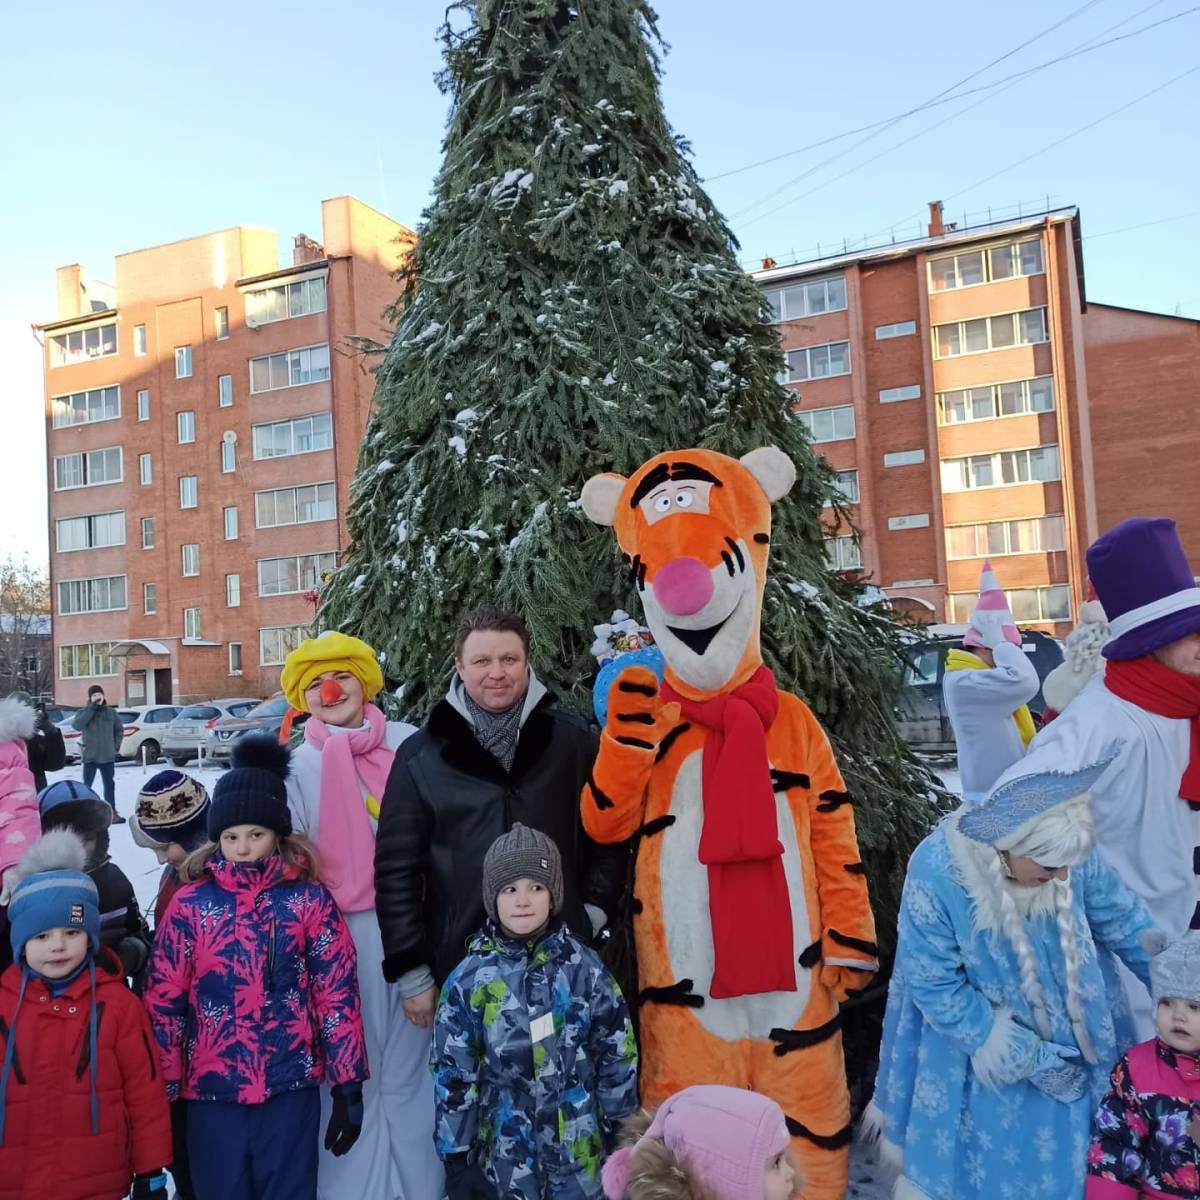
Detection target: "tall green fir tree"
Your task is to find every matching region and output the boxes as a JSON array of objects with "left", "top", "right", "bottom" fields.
[{"left": 320, "top": 0, "right": 945, "bottom": 958}]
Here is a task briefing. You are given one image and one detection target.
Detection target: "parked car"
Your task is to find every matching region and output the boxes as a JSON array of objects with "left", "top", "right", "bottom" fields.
[
  {"left": 42, "top": 704, "right": 79, "bottom": 726},
  {"left": 62, "top": 704, "right": 180, "bottom": 765},
  {"left": 206, "top": 695, "right": 307, "bottom": 764},
  {"left": 163, "top": 698, "right": 262, "bottom": 766},
  {"left": 896, "top": 626, "right": 1064, "bottom": 755}
]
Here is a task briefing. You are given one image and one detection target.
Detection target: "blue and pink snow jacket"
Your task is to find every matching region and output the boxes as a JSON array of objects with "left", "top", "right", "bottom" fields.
[{"left": 142, "top": 851, "right": 367, "bottom": 1104}]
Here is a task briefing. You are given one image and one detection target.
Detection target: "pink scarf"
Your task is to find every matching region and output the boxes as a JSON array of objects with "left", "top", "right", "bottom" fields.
[{"left": 306, "top": 703, "right": 394, "bottom": 912}]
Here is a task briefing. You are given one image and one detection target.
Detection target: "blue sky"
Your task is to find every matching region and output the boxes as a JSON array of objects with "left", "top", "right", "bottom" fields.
[{"left": 2, "top": 0, "right": 1196, "bottom": 562}]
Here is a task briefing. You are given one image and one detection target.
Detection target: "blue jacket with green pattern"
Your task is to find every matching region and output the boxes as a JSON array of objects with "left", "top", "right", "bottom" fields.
[{"left": 431, "top": 920, "right": 638, "bottom": 1199}]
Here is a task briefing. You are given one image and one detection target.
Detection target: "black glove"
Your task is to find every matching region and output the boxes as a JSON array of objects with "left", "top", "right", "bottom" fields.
[
  {"left": 324, "top": 1082, "right": 364, "bottom": 1157},
  {"left": 444, "top": 1154, "right": 491, "bottom": 1200},
  {"left": 130, "top": 1171, "right": 170, "bottom": 1199}
]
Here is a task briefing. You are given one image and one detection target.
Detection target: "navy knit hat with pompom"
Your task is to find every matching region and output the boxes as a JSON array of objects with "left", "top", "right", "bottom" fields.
[{"left": 208, "top": 736, "right": 292, "bottom": 839}]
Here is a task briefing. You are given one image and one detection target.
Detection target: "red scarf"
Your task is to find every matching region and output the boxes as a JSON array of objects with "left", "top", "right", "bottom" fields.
[
  {"left": 661, "top": 666, "right": 795, "bottom": 998},
  {"left": 1105, "top": 657, "right": 1200, "bottom": 804}
]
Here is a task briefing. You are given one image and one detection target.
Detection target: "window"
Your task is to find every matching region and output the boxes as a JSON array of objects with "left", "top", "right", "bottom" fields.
[
  {"left": 179, "top": 476, "right": 198, "bottom": 508},
  {"left": 946, "top": 514, "right": 1067, "bottom": 560},
  {"left": 51, "top": 385, "right": 120, "bottom": 428},
  {"left": 53, "top": 447, "right": 122, "bottom": 490},
  {"left": 259, "top": 625, "right": 308, "bottom": 666},
  {"left": 144, "top": 582, "right": 157, "bottom": 614},
  {"left": 938, "top": 376, "right": 1055, "bottom": 425},
  {"left": 137, "top": 389, "right": 150, "bottom": 421},
  {"left": 50, "top": 322, "right": 117, "bottom": 367},
  {"left": 929, "top": 238, "right": 1044, "bottom": 291},
  {"left": 949, "top": 585, "right": 1069, "bottom": 624},
  {"left": 880, "top": 385, "right": 921, "bottom": 404},
  {"left": 783, "top": 340, "right": 851, "bottom": 383},
  {"left": 226, "top": 574, "right": 241, "bottom": 607},
  {"left": 221, "top": 438, "right": 236, "bottom": 473},
  {"left": 252, "top": 411, "right": 334, "bottom": 459},
  {"left": 795, "top": 404, "right": 855, "bottom": 444},
  {"left": 875, "top": 320, "right": 916, "bottom": 340},
  {"left": 58, "top": 641, "right": 118, "bottom": 679},
  {"left": 57, "top": 575, "right": 127, "bottom": 615},
  {"left": 257, "top": 552, "right": 338, "bottom": 597},
  {"left": 133, "top": 325, "right": 147, "bottom": 357},
  {"left": 141, "top": 517, "right": 155, "bottom": 549},
  {"left": 255, "top": 481, "right": 336, "bottom": 528},
  {"left": 55, "top": 511, "right": 125, "bottom": 552},
  {"left": 884, "top": 449, "right": 926, "bottom": 468},
  {"left": 174, "top": 346, "right": 193, "bottom": 378},
  {"left": 229, "top": 642, "right": 243, "bottom": 675},
  {"left": 244, "top": 276, "right": 327, "bottom": 325},
  {"left": 184, "top": 608, "right": 201, "bottom": 640},
  {"left": 940, "top": 444, "right": 1061, "bottom": 492},
  {"left": 177, "top": 411, "right": 195, "bottom": 443},
  {"left": 824, "top": 470, "right": 860, "bottom": 507},
  {"left": 139, "top": 453, "right": 152, "bottom": 485},
  {"left": 181, "top": 544, "right": 200, "bottom": 577},
  {"left": 214, "top": 307, "right": 229, "bottom": 340},
  {"left": 934, "top": 307, "right": 1048, "bottom": 358},
  {"left": 248, "top": 343, "right": 331, "bottom": 393},
  {"left": 218, "top": 375, "right": 233, "bottom": 407},
  {"left": 888, "top": 513, "right": 931, "bottom": 531},
  {"left": 763, "top": 274, "right": 847, "bottom": 322},
  {"left": 223, "top": 506, "right": 239, "bottom": 540},
  {"left": 825, "top": 536, "right": 863, "bottom": 571}
]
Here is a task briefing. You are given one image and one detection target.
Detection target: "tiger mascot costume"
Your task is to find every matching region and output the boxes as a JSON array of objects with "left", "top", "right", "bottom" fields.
[{"left": 580, "top": 446, "right": 877, "bottom": 1200}]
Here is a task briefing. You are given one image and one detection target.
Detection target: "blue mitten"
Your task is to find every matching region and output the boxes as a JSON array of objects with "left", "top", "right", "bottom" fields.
[{"left": 1029, "top": 1041, "right": 1087, "bottom": 1103}]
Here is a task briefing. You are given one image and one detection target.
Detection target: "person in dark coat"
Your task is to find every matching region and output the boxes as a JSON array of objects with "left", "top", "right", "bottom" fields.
[
  {"left": 71, "top": 684, "right": 125, "bottom": 821},
  {"left": 374, "top": 605, "right": 627, "bottom": 1031},
  {"left": 7, "top": 692, "right": 65, "bottom": 792}
]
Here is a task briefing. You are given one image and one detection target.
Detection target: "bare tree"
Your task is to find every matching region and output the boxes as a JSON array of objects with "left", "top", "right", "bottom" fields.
[{"left": 0, "top": 558, "right": 51, "bottom": 697}]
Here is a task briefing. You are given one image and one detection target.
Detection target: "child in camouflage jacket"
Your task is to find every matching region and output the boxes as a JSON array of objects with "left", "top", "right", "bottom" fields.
[{"left": 432, "top": 824, "right": 638, "bottom": 1199}]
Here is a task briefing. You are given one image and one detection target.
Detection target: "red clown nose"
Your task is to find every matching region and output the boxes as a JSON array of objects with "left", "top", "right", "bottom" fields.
[{"left": 318, "top": 678, "right": 345, "bottom": 706}]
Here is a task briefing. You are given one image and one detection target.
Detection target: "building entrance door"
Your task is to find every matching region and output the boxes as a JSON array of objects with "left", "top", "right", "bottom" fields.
[{"left": 154, "top": 668, "right": 173, "bottom": 704}]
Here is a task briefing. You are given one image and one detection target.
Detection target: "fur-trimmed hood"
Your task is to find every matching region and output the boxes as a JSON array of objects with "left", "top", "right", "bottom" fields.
[
  {"left": 0, "top": 696, "right": 36, "bottom": 744},
  {"left": 6, "top": 828, "right": 88, "bottom": 889}
]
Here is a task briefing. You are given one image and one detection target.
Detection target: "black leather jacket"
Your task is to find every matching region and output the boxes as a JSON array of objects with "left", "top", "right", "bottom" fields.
[{"left": 375, "top": 693, "right": 627, "bottom": 986}]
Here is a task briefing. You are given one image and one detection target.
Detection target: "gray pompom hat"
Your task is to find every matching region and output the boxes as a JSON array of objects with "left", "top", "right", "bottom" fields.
[
  {"left": 1151, "top": 931, "right": 1200, "bottom": 1005},
  {"left": 482, "top": 824, "right": 563, "bottom": 923}
]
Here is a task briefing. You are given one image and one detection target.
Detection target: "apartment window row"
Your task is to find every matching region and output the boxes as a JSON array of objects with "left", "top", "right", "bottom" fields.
[
  {"left": 54, "top": 447, "right": 122, "bottom": 491},
  {"left": 249, "top": 343, "right": 331, "bottom": 394},
  {"left": 934, "top": 307, "right": 1047, "bottom": 359},
  {"left": 245, "top": 277, "right": 327, "bottom": 326},
  {"left": 50, "top": 322, "right": 117, "bottom": 367},
  {"left": 51, "top": 384, "right": 120, "bottom": 429},
  {"left": 796, "top": 404, "right": 855, "bottom": 444},
  {"left": 56, "top": 511, "right": 124, "bottom": 553},
  {"left": 764, "top": 274, "right": 847, "bottom": 323},
  {"left": 59, "top": 641, "right": 118, "bottom": 679},
  {"left": 946, "top": 513, "right": 1067, "bottom": 560},
  {"left": 260, "top": 625, "right": 308, "bottom": 666},
  {"left": 783, "top": 340, "right": 850, "bottom": 383},
  {"left": 258, "top": 552, "right": 337, "bottom": 597},
  {"left": 940, "top": 444, "right": 1060, "bottom": 493},
  {"left": 58, "top": 574, "right": 127, "bottom": 615},
  {"left": 949, "top": 584, "right": 1070, "bottom": 625},
  {"left": 255, "top": 482, "right": 336, "bottom": 529},
  {"left": 252, "top": 411, "right": 333, "bottom": 460},
  {"left": 939, "top": 375, "right": 1055, "bottom": 426},
  {"left": 825, "top": 535, "right": 863, "bottom": 571},
  {"left": 929, "top": 237, "right": 1044, "bottom": 293},
  {"left": 824, "top": 470, "right": 860, "bottom": 507}
]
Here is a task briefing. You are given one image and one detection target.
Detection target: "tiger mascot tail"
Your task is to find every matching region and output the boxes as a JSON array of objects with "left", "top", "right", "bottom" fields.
[{"left": 581, "top": 446, "right": 877, "bottom": 1200}]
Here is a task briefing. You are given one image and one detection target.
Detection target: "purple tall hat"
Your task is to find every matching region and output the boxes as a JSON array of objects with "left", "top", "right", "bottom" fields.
[{"left": 1086, "top": 517, "right": 1200, "bottom": 660}]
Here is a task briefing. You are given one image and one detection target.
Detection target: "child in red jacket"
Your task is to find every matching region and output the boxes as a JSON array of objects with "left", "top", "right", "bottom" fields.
[{"left": 0, "top": 829, "right": 171, "bottom": 1199}]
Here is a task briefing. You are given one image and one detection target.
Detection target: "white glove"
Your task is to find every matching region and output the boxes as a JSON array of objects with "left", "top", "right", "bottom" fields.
[{"left": 971, "top": 609, "right": 1012, "bottom": 651}]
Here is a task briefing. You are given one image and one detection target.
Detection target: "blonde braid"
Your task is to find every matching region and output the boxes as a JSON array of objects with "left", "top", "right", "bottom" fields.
[
  {"left": 986, "top": 850, "right": 1053, "bottom": 1040},
  {"left": 1053, "top": 876, "right": 1098, "bottom": 1064}
]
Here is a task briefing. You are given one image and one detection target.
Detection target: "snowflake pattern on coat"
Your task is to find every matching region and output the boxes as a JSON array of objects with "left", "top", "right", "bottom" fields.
[
  {"left": 142, "top": 852, "right": 367, "bottom": 1103},
  {"left": 432, "top": 920, "right": 638, "bottom": 1199}
]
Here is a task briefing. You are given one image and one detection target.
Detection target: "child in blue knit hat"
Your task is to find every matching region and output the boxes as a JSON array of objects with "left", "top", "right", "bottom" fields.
[{"left": 0, "top": 830, "right": 171, "bottom": 1199}]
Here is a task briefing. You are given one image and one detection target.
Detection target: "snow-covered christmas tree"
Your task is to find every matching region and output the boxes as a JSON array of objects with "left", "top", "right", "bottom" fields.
[{"left": 320, "top": 0, "right": 943, "bottom": 950}]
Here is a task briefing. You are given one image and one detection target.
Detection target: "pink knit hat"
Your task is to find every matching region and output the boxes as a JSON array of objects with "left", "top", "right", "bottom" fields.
[
  {"left": 601, "top": 1085, "right": 790, "bottom": 1200},
  {"left": 963, "top": 559, "right": 1022, "bottom": 650}
]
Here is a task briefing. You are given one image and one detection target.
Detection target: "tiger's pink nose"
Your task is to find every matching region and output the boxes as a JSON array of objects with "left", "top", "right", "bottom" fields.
[{"left": 652, "top": 557, "right": 713, "bottom": 616}]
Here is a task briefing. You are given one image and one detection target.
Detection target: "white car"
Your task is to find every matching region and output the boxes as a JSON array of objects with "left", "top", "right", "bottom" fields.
[{"left": 116, "top": 705, "right": 182, "bottom": 764}]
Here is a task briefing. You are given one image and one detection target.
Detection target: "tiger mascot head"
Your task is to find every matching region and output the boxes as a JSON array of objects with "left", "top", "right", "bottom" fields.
[{"left": 581, "top": 446, "right": 796, "bottom": 700}]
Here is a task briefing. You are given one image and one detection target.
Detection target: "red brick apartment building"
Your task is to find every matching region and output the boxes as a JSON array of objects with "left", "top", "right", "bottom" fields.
[
  {"left": 755, "top": 204, "right": 1200, "bottom": 635},
  {"left": 40, "top": 197, "right": 413, "bottom": 705}
]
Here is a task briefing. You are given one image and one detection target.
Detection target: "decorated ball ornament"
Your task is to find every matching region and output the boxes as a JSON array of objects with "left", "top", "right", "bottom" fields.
[{"left": 593, "top": 645, "right": 665, "bottom": 725}]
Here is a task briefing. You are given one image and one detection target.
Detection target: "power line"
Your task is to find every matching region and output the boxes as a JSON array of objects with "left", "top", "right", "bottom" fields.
[{"left": 1082, "top": 209, "right": 1200, "bottom": 239}]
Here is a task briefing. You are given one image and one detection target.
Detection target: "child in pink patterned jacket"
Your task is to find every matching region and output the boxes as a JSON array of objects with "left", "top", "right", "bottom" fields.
[
  {"left": 143, "top": 736, "right": 368, "bottom": 1200},
  {"left": 0, "top": 696, "right": 41, "bottom": 906}
]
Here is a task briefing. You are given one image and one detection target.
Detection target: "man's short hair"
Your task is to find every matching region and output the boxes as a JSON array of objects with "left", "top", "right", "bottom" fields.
[{"left": 453, "top": 605, "right": 530, "bottom": 661}]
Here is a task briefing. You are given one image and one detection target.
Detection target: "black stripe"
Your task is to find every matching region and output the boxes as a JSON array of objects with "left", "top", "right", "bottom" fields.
[
  {"left": 637, "top": 815, "right": 676, "bottom": 840},
  {"left": 628, "top": 554, "right": 642, "bottom": 590},
  {"left": 637, "top": 560, "right": 647, "bottom": 591},
  {"left": 1194, "top": 846, "right": 1200, "bottom": 875},
  {"left": 655, "top": 723, "right": 691, "bottom": 762},
  {"left": 785, "top": 1118, "right": 853, "bottom": 1151},
  {"left": 616, "top": 711, "right": 654, "bottom": 725},
  {"left": 770, "top": 769, "right": 811, "bottom": 792},
  {"left": 638, "top": 979, "right": 704, "bottom": 1009},
  {"left": 631, "top": 897, "right": 643, "bottom": 915},
  {"left": 587, "top": 771, "right": 614, "bottom": 811},
  {"left": 816, "top": 789, "right": 852, "bottom": 812},
  {"left": 0, "top": 1017, "right": 25, "bottom": 1085},
  {"left": 724, "top": 536, "right": 745, "bottom": 572},
  {"left": 616, "top": 736, "right": 655, "bottom": 750},
  {"left": 769, "top": 1014, "right": 842, "bottom": 1056},
  {"left": 617, "top": 680, "right": 656, "bottom": 697},
  {"left": 142, "top": 1029, "right": 157, "bottom": 1080},
  {"left": 1191, "top": 902, "right": 1200, "bottom": 932},
  {"left": 843, "top": 862, "right": 867, "bottom": 875},
  {"left": 828, "top": 928, "right": 879, "bottom": 958},
  {"left": 753, "top": 532, "right": 770, "bottom": 545},
  {"left": 629, "top": 464, "right": 671, "bottom": 509},
  {"left": 668, "top": 461, "right": 723, "bottom": 487},
  {"left": 720, "top": 550, "right": 735, "bottom": 577},
  {"left": 798, "top": 940, "right": 822, "bottom": 969}
]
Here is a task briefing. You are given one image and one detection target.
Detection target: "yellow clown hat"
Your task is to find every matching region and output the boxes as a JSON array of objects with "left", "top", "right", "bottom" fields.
[{"left": 280, "top": 631, "right": 384, "bottom": 713}]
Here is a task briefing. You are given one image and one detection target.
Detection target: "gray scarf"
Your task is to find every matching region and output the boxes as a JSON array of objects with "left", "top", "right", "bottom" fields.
[{"left": 462, "top": 691, "right": 524, "bottom": 772}]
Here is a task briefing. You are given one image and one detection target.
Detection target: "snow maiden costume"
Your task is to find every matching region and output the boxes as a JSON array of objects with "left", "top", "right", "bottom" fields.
[
  {"left": 281, "top": 632, "right": 442, "bottom": 1200},
  {"left": 580, "top": 447, "right": 878, "bottom": 1200},
  {"left": 865, "top": 751, "right": 1160, "bottom": 1200}
]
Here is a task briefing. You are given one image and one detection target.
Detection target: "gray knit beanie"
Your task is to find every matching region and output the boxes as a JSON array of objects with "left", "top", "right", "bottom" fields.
[
  {"left": 482, "top": 824, "right": 564, "bottom": 923},
  {"left": 1151, "top": 931, "right": 1200, "bottom": 1005}
]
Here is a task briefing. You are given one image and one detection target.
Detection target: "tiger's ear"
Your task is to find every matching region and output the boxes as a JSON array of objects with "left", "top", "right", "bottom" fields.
[
  {"left": 740, "top": 446, "right": 796, "bottom": 503},
  {"left": 581, "top": 473, "right": 627, "bottom": 526}
]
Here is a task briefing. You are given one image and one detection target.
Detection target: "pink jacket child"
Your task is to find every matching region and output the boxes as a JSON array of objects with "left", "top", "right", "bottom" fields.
[{"left": 0, "top": 698, "right": 41, "bottom": 903}]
